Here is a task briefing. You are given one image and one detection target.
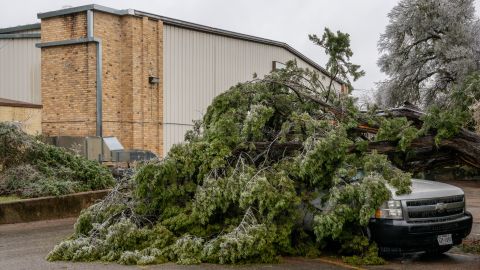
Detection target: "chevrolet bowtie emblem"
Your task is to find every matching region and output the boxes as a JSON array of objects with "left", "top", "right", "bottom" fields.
[{"left": 435, "top": 202, "right": 447, "bottom": 212}]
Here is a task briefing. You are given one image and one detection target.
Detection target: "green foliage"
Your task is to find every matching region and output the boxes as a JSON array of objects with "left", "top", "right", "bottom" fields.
[
  {"left": 202, "top": 209, "right": 278, "bottom": 264},
  {"left": 300, "top": 127, "right": 352, "bottom": 189},
  {"left": 422, "top": 106, "right": 471, "bottom": 145},
  {"left": 48, "top": 197, "right": 176, "bottom": 265},
  {"left": 313, "top": 152, "right": 410, "bottom": 246},
  {"left": 134, "top": 158, "right": 197, "bottom": 217},
  {"left": 241, "top": 104, "right": 274, "bottom": 141},
  {"left": 309, "top": 28, "right": 365, "bottom": 94},
  {"left": 343, "top": 242, "right": 385, "bottom": 265},
  {"left": 376, "top": 117, "right": 419, "bottom": 151},
  {"left": 0, "top": 123, "right": 114, "bottom": 198},
  {"left": 49, "top": 60, "right": 415, "bottom": 266},
  {"left": 416, "top": 71, "right": 480, "bottom": 143},
  {"left": 173, "top": 235, "right": 204, "bottom": 264}
]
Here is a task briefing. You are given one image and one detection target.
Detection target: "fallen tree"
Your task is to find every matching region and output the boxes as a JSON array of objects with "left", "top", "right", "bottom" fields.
[
  {"left": 47, "top": 62, "right": 479, "bottom": 266},
  {"left": 252, "top": 102, "right": 480, "bottom": 172}
]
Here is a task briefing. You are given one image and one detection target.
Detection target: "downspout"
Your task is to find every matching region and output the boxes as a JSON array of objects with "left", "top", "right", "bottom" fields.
[
  {"left": 37, "top": 9, "right": 103, "bottom": 137},
  {"left": 87, "top": 9, "right": 103, "bottom": 137},
  {"left": 87, "top": 10, "right": 103, "bottom": 137}
]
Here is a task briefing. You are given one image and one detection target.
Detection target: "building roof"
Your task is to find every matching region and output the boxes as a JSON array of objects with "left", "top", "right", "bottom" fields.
[
  {"left": 0, "top": 98, "right": 42, "bottom": 109},
  {"left": 0, "top": 23, "right": 40, "bottom": 34},
  {"left": 0, "top": 23, "right": 41, "bottom": 39},
  {"left": 36, "top": 4, "right": 343, "bottom": 85}
]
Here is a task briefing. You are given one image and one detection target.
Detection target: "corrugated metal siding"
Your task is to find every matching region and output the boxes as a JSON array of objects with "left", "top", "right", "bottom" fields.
[
  {"left": 0, "top": 38, "right": 41, "bottom": 104},
  {"left": 163, "top": 25, "right": 340, "bottom": 154},
  {"left": 11, "top": 29, "right": 41, "bottom": 34}
]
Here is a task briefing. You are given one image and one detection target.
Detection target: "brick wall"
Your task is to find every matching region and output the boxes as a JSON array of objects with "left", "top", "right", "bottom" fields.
[
  {"left": 41, "top": 13, "right": 87, "bottom": 42},
  {"left": 40, "top": 11, "right": 164, "bottom": 156},
  {"left": 41, "top": 12, "right": 97, "bottom": 137},
  {"left": 0, "top": 106, "right": 42, "bottom": 135}
]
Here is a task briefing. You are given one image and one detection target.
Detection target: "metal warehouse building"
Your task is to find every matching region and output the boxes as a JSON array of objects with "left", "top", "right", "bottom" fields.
[{"left": 0, "top": 4, "right": 344, "bottom": 157}]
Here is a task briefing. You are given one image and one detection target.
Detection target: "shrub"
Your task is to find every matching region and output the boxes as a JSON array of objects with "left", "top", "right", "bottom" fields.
[{"left": 0, "top": 122, "right": 114, "bottom": 198}]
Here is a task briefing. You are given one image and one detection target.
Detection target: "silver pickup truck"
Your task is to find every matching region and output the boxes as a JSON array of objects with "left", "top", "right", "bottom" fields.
[{"left": 369, "top": 179, "right": 473, "bottom": 255}]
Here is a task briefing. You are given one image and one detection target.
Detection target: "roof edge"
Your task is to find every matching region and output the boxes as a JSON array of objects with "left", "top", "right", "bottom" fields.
[
  {"left": 0, "top": 33, "right": 40, "bottom": 39},
  {"left": 0, "top": 98, "right": 42, "bottom": 109},
  {"left": 0, "top": 23, "right": 40, "bottom": 34},
  {"left": 134, "top": 10, "right": 343, "bottom": 85},
  {"left": 135, "top": 10, "right": 284, "bottom": 47},
  {"left": 36, "top": 4, "right": 344, "bottom": 85},
  {"left": 37, "top": 4, "right": 134, "bottom": 19}
]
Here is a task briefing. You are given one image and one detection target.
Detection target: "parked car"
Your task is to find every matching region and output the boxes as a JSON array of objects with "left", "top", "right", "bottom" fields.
[{"left": 369, "top": 179, "right": 473, "bottom": 255}]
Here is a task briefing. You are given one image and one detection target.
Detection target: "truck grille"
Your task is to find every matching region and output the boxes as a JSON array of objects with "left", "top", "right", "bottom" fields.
[
  {"left": 406, "top": 195, "right": 464, "bottom": 207},
  {"left": 405, "top": 195, "right": 464, "bottom": 222}
]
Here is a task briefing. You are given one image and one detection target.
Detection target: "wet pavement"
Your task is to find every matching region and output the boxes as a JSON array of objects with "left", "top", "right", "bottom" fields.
[
  {"left": 444, "top": 180, "right": 480, "bottom": 241},
  {"left": 368, "top": 252, "right": 480, "bottom": 270},
  {"left": 0, "top": 218, "right": 346, "bottom": 270}
]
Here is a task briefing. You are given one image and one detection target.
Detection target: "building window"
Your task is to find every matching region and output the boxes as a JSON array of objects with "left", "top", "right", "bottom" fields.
[{"left": 272, "top": 61, "right": 286, "bottom": 71}]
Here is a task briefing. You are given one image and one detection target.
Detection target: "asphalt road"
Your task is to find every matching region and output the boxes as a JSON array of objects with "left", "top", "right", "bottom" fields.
[
  {"left": 0, "top": 218, "right": 347, "bottom": 270},
  {"left": 446, "top": 180, "right": 480, "bottom": 241}
]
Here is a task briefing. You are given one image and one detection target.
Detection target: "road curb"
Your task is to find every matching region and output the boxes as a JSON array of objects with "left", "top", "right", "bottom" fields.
[
  {"left": 315, "top": 257, "right": 367, "bottom": 270},
  {"left": 0, "top": 189, "right": 110, "bottom": 224}
]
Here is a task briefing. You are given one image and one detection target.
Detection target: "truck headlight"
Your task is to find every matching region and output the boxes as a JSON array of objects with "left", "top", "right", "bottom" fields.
[{"left": 375, "top": 200, "right": 403, "bottom": 219}]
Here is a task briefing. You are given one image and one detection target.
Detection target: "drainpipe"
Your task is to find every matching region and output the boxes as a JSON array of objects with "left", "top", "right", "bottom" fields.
[
  {"left": 87, "top": 10, "right": 103, "bottom": 137},
  {"left": 36, "top": 9, "right": 103, "bottom": 137}
]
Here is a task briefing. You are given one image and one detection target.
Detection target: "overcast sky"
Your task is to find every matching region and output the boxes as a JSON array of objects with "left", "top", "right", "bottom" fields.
[{"left": 2, "top": 0, "right": 480, "bottom": 100}]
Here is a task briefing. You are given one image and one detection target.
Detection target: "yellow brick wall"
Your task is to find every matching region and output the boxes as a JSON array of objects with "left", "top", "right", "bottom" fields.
[
  {"left": 41, "top": 13, "right": 87, "bottom": 42},
  {"left": 0, "top": 106, "right": 42, "bottom": 135},
  {"left": 41, "top": 11, "right": 164, "bottom": 156},
  {"left": 93, "top": 12, "right": 163, "bottom": 155},
  {"left": 41, "top": 40, "right": 97, "bottom": 136}
]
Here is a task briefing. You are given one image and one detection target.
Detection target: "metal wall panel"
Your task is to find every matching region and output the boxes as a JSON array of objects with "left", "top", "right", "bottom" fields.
[
  {"left": 12, "top": 29, "right": 41, "bottom": 34},
  {"left": 0, "top": 38, "right": 41, "bottom": 104},
  {"left": 163, "top": 25, "right": 340, "bottom": 154}
]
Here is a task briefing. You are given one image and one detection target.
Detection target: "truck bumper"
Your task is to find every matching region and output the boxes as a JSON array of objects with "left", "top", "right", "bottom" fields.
[{"left": 368, "top": 211, "right": 473, "bottom": 253}]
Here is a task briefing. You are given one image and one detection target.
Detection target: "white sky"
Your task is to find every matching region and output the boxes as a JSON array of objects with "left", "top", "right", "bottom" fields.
[{"left": 1, "top": 0, "right": 480, "bottom": 100}]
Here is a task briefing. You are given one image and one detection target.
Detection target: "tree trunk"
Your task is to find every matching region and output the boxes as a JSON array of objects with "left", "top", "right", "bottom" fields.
[{"left": 246, "top": 105, "right": 480, "bottom": 171}]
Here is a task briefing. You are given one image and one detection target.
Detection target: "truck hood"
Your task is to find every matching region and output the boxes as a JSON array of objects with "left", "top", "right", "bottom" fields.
[{"left": 390, "top": 179, "right": 464, "bottom": 200}]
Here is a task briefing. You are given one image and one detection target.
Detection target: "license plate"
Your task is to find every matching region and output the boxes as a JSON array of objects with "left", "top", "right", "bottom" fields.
[{"left": 437, "top": 234, "right": 453, "bottom": 246}]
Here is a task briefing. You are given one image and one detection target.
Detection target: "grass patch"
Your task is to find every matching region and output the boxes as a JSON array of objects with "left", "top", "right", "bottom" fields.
[
  {"left": 0, "top": 195, "right": 21, "bottom": 203},
  {"left": 460, "top": 239, "right": 480, "bottom": 254}
]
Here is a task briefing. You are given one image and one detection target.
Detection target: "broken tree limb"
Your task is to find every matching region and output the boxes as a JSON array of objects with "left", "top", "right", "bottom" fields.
[
  {"left": 244, "top": 104, "right": 480, "bottom": 171},
  {"left": 247, "top": 135, "right": 480, "bottom": 170},
  {"left": 230, "top": 98, "right": 480, "bottom": 171}
]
